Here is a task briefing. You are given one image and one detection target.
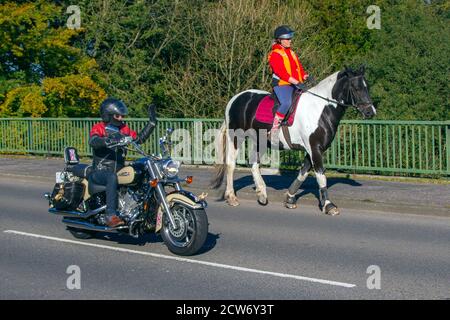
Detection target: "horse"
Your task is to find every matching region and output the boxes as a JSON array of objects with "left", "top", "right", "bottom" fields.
[{"left": 211, "top": 65, "right": 376, "bottom": 215}]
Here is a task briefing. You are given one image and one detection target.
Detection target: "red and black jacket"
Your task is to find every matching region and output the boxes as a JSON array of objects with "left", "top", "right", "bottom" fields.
[{"left": 89, "top": 121, "right": 154, "bottom": 172}]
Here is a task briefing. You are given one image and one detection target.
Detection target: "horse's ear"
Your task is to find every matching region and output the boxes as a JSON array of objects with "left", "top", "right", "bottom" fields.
[
  {"left": 342, "top": 65, "right": 350, "bottom": 77},
  {"left": 359, "top": 64, "right": 366, "bottom": 74}
]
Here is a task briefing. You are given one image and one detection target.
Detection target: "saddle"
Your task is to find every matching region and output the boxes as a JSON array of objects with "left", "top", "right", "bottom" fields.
[{"left": 255, "top": 89, "right": 302, "bottom": 127}]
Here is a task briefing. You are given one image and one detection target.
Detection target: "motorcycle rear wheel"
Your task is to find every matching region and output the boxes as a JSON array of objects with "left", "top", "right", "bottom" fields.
[
  {"left": 161, "top": 203, "right": 208, "bottom": 256},
  {"left": 67, "top": 226, "right": 97, "bottom": 239}
]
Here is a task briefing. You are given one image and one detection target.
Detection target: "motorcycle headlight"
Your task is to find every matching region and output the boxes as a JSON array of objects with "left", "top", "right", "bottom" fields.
[{"left": 162, "top": 159, "right": 180, "bottom": 178}]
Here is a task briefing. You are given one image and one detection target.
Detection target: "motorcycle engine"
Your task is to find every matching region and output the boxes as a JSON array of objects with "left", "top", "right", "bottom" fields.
[{"left": 118, "top": 188, "right": 142, "bottom": 221}]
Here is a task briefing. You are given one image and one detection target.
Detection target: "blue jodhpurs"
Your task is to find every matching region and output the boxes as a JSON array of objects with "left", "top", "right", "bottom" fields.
[{"left": 273, "top": 85, "right": 295, "bottom": 116}]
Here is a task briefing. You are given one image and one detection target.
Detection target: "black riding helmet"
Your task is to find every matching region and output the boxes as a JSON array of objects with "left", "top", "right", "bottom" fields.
[
  {"left": 100, "top": 98, "right": 128, "bottom": 126},
  {"left": 274, "top": 25, "right": 295, "bottom": 39}
]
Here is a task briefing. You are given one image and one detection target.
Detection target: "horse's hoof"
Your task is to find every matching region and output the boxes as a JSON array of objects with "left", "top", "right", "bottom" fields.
[
  {"left": 257, "top": 196, "right": 268, "bottom": 206},
  {"left": 285, "top": 202, "right": 297, "bottom": 209},
  {"left": 324, "top": 203, "right": 340, "bottom": 216},
  {"left": 226, "top": 198, "right": 240, "bottom": 207},
  {"left": 285, "top": 193, "right": 297, "bottom": 209}
]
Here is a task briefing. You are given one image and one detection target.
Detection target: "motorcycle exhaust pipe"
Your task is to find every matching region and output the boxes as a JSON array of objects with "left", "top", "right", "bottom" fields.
[
  {"left": 62, "top": 217, "right": 128, "bottom": 233},
  {"left": 48, "top": 205, "right": 106, "bottom": 218}
]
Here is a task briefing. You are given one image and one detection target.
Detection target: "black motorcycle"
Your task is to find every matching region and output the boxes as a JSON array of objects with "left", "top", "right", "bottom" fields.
[{"left": 44, "top": 128, "right": 208, "bottom": 256}]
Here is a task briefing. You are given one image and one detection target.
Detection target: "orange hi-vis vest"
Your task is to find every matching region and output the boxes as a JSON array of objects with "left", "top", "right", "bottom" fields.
[{"left": 268, "top": 48, "right": 302, "bottom": 86}]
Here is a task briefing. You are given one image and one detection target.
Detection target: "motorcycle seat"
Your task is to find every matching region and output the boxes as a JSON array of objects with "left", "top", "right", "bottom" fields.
[{"left": 67, "top": 164, "right": 93, "bottom": 179}]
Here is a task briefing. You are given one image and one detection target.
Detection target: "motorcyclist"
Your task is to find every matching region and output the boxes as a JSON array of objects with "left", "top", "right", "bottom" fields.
[{"left": 89, "top": 98, "right": 157, "bottom": 227}]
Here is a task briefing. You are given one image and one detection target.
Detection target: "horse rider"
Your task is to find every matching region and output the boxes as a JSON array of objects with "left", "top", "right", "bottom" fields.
[
  {"left": 89, "top": 98, "right": 157, "bottom": 227},
  {"left": 268, "top": 25, "right": 309, "bottom": 143}
]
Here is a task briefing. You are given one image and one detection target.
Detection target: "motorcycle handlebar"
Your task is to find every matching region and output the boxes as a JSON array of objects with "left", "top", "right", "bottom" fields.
[{"left": 107, "top": 132, "right": 163, "bottom": 161}]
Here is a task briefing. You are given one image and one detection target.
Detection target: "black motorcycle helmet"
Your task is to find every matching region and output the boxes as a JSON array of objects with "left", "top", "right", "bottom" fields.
[
  {"left": 274, "top": 25, "right": 295, "bottom": 40},
  {"left": 100, "top": 98, "right": 128, "bottom": 126}
]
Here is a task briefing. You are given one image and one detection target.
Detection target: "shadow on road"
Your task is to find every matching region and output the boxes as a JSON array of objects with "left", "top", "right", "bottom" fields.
[
  {"left": 211, "top": 172, "right": 363, "bottom": 203},
  {"left": 93, "top": 232, "right": 163, "bottom": 246},
  {"left": 197, "top": 232, "right": 220, "bottom": 255},
  {"left": 234, "top": 174, "right": 361, "bottom": 191},
  {"left": 88, "top": 231, "right": 220, "bottom": 255}
]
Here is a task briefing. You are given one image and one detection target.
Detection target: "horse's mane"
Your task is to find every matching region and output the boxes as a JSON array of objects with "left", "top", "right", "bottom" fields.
[{"left": 308, "top": 71, "right": 339, "bottom": 95}]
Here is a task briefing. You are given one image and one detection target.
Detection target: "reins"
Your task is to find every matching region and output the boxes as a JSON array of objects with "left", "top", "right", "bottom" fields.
[
  {"left": 301, "top": 89, "right": 354, "bottom": 108},
  {"left": 301, "top": 75, "right": 365, "bottom": 108}
]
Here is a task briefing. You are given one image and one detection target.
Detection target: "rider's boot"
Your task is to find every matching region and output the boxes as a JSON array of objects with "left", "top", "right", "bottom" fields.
[
  {"left": 269, "top": 113, "right": 284, "bottom": 145},
  {"left": 105, "top": 214, "right": 125, "bottom": 228}
]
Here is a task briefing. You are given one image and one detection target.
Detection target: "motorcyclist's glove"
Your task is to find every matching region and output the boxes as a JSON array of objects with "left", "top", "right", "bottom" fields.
[
  {"left": 135, "top": 104, "right": 157, "bottom": 144},
  {"left": 148, "top": 103, "right": 157, "bottom": 127},
  {"left": 104, "top": 137, "right": 122, "bottom": 148},
  {"left": 90, "top": 134, "right": 131, "bottom": 149},
  {"left": 89, "top": 135, "right": 112, "bottom": 149},
  {"left": 108, "top": 136, "right": 134, "bottom": 148}
]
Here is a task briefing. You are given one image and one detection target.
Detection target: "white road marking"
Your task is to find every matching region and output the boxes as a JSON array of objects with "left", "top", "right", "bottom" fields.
[{"left": 4, "top": 229, "right": 356, "bottom": 288}]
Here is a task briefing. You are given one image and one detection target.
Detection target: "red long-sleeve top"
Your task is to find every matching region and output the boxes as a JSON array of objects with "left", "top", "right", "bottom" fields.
[{"left": 268, "top": 43, "right": 308, "bottom": 85}]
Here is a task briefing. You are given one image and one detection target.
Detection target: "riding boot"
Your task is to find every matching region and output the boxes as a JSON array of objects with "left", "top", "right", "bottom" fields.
[{"left": 269, "top": 113, "right": 284, "bottom": 145}]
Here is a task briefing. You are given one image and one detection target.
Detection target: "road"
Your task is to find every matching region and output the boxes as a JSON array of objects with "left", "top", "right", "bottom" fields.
[{"left": 1, "top": 175, "right": 449, "bottom": 300}]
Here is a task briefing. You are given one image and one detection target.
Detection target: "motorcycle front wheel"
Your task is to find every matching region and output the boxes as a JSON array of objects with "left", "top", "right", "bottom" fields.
[{"left": 161, "top": 203, "right": 208, "bottom": 256}]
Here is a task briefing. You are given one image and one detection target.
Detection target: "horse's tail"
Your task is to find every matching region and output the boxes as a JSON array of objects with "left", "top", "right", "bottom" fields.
[{"left": 211, "top": 121, "right": 227, "bottom": 189}]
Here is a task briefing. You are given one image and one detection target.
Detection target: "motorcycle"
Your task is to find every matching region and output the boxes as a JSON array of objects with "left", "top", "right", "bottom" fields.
[{"left": 44, "top": 128, "right": 208, "bottom": 256}]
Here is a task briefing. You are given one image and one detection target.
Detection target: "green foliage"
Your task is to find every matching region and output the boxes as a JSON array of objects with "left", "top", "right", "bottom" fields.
[
  {"left": 0, "top": 84, "right": 46, "bottom": 117},
  {"left": 0, "top": 1, "right": 81, "bottom": 81},
  {"left": 308, "top": 0, "right": 449, "bottom": 121},
  {"left": 307, "top": 0, "right": 375, "bottom": 69},
  {"left": 0, "top": 0, "right": 448, "bottom": 120},
  {"left": 0, "top": 0, "right": 106, "bottom": 117},
  {"left": 162, "top": 0, "right": 331, "bottom": 117},
  {"left": 64, "top": 0, "right": 193, "bottom": 117},
  {"left": 362, "top": 0, "right": 450, "bottom": 120},
  {"left": 42, "top": 75, "right": 106, "bottom": 117}
]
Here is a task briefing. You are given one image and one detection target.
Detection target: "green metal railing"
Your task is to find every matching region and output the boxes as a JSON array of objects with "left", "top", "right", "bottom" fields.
[{"left": 0, "top": 118, "right": 449, "bottom": 176}]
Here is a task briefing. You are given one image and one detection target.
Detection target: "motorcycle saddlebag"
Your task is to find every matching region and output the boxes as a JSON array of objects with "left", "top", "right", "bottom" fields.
[{"left": 50, "top": 181, "right": 85, "bottom": 210}]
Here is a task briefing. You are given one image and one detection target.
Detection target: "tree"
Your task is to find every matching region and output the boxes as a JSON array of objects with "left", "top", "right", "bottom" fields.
[
  {"left": 2, "top": 0, "right": 447, "bottom": 121},
  {"left": 0, "top": 0, "right": 106, "bottom": 117},
  {"left": 308, "top": 0, "right": 449, "bottom": 121},
  {"left": 306, "top": 0, "right": 375, "bottom": 70},
  {"left": 363, "top": 0, "right": 449, "bottom": 120},
  {"left": 66, "top": 0, "right": 192, "bottom": 117},
  {"left": 163, "top": 0, "right": 331, "bottom": 118}
]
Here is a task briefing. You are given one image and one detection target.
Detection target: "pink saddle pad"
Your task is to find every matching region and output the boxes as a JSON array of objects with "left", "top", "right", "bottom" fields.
[{"left": 255, "top": 95, "right": 296, "bottom": 126}]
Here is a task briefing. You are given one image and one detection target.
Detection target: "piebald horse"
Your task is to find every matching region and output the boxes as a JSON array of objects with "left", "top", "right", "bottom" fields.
[{"left": 212, "top": 66, "right": 376, "bottom": 215}]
